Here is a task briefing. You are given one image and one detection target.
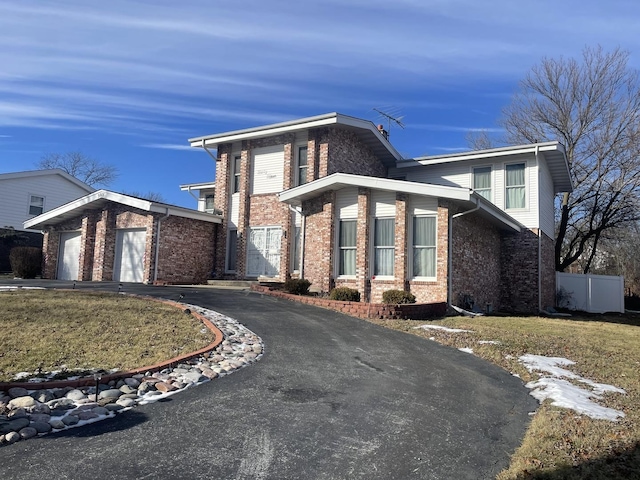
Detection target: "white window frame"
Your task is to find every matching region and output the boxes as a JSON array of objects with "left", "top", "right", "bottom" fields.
[
  {"left": 295, "top": 144, "right": 309, "bottom": 187},
  {"left": 472, "top": 165, "right": 492, "bottom": 202},
  {"left": 336, "top": 219, "right": 357, "bottom": 278},
  {"left": 231, "top": 154, "right": 241, "bottom": 194},
  {"left": 504, "top": 162, "right": 526, "bottom": 210},
  {"left": 204, "top": 194, "right": 215, "bottom": 213},
  {"left": 28, "top": 194, "right": 45, "bottom": 216},
  {"left": 410, "top": 215, "right": 437, "bottom": 280},
  {"left": 372, "top": 217, "right": 395, "bottom": 279},
  {"left": 225, "top": 228, "right": 238, "bottom": 273}
]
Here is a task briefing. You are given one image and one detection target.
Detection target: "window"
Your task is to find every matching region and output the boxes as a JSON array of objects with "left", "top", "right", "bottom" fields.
[
  {"left": 29, "top": 195, "right": 44, "bottom": 215},
  {"left": 505, "top": 163, "right": 525, "bottom": 209},
  {"left": 292, "top": 226, "right": 301, "bottom": 271},
  {"left": 226, "top": 229, "right": 238, "bottom": 272},
  {"left": 374, "top": 218, "right": 395, "bottom": 276},
  {"left": 297, "top": 146, "right": 308, "bottom": 186},
  {"left": 338, "top": 220, "right": 356, "bottom": 276},
  {"left": 473, "top": 166, "right": 492, "bottom": 201},
  {"left": 413, "top": 216, "right": 436, "bottom": 278},
  {"left": 232, "top": 155, "right": 241, "bottom": 194},
  {"left": 204, "top": 194, "right": 215, "bottom": 213}
]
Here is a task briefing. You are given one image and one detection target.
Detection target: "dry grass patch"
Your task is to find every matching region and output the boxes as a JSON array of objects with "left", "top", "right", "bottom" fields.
[
  {"left": 368, "top": 314, "right": 640, "bottom": 479},
  {"left": 0, "top": 290, "right": 216, "bottom": 382}
]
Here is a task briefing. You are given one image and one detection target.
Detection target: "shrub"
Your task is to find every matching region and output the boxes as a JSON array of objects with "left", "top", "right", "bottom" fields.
[
  {"left": 382, "top": 289, "right": 416, "bottom": 304},
  {"left": 625, "top": 294, "right": 640, "bottom": 311},
  {"left": 329, "top": 287, "right": 361, "bottom": 302},
  {"left": 9, "top": 246, "right": 42, "bottom": 279},
  {"left": 283, "top": 278, "right": 311, "bottom": 295}
]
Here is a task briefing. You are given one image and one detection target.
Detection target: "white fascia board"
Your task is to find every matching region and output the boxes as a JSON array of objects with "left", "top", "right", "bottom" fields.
[
  {"left": 397, "top": 141, "right": 564, "bottom": 168},
  {"left": 179, "top": 182, "right": 216, "bottom": 190},
  {"left": 278, "top": 173, "right": 471, "bottom": 204}
]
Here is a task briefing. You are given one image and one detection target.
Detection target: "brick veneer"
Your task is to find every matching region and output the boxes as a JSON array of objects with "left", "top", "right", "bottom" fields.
[
  {"left": 41, "top": 202, "right": 217, "bottom": 284},
  {"left": 326, "top": 128, "right": 387, "bottom": 178},
  {"left": 500, "top": 228, "right": 542, "bottom": 313},
  {"left": 540, "top": 231, "right": 556, "bottom": 309},
  {"left": 302, "top": 191, "right": 335, "bottom": 292}
]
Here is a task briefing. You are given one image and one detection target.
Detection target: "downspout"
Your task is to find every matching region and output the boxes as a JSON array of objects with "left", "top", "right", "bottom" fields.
[
  {"left": 288, "top": 203, "right": 305, "bottom": 279},
  {"left": 185, "top": 186, "right": 198, "bottom": 202},
  {"left": 534, "top": 144, "right": 543, "bottom": 312},
  {"left": 201, "top": 142, "right": 217, "bottom": 162},
  {"left": 448, "top": 197, "right": 480, "bottom": 309},
  {"left": 153, "top": 207, "right": 171, "bottom": 283}
]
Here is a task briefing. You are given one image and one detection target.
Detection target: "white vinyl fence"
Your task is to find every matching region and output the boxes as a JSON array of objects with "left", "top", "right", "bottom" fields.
[{"left": 556, "top": 272, "right": 625, "bottom": 313}]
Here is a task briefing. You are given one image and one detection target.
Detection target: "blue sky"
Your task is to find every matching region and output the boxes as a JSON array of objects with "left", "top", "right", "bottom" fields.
[{"left": 1, "top": 1, "right": 639, "bottom": 208}]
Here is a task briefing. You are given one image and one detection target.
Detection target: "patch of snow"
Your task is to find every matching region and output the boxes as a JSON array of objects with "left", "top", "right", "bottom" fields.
[
  {"left": 413, "top": 325, "right": 472, "bottom": 333},
  {"left": 478, "top": 340, "right": 500, "bottom": 345},
  {"left": 0, "top": 286, "right": 46, "bottom": 291},
  {"left": 458, "top": 347, "right": 474, "bottom": 354},
  {"left": 429, "top": 337, "right": 436, "bottom": 341},
  {"left": 518, "top": 354, "right": 626, "bottom": 421}
]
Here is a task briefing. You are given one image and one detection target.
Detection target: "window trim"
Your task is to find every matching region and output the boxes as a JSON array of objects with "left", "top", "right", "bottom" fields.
[
  {"left": 504, "top": 161, "right": 527, "bottom": 210},
  {"left": 336, "top": 219, "right": 357, "bottom": 278},
  {"left": 231, "top": 154, "right": 242, "bottom": 194},
  {"left": 472, "top": 165, "right": 493, "bottom": 202},
  {"left": 28, "top": 194, "right": 45, "bottom": 216},
  {"left": 372, "top": 217, "right": 395, "bottom": 279},
  {"left": 410, "top": 215, "right": 437, "bottom": 280},
  {"left": 295, "top": 144, "right": 309, "bottom": 186},
  {"left": 204, "top": 193, "right": 215, "bottom": 213}
]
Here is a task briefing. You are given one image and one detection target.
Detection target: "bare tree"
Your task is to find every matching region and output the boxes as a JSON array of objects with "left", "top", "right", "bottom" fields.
[
  {"left": 121, "top": 190, "right": 166, "bottom": 202},
  {"left": 37, "top": 152, "right": 118, "bottom": 187},
  {"left": 501, "top": 46, "right": 640, "bottom": 272},
  {"left": 465, "top": 130, "right": 496, "bottom": 150}
]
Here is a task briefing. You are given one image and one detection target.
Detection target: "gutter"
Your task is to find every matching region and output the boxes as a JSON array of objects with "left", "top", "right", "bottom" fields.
[
  {"left": 153, "top": 207, "right": 171, "bottom": 283},
  {"left": 448, "top": 198, "right": 480, "bottom": 309}
]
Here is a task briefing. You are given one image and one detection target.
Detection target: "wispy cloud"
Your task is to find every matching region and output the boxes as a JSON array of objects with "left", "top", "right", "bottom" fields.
[
  {"left": 408, "top": 124, "right": 504, "bottom": 133},
  {"left": 140, "top": 143, "right": 197, "bottom": 152}
]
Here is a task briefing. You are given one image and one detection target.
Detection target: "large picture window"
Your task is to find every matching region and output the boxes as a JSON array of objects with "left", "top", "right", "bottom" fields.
[
  {"left": 505, "top": 163, "right": 525, "bottom": 209},
  {"left": 374, "top": 218, "right": 395, "bottom": 276},
  {"left": 413, "top": 216, "right": 436, "bottom": 278},
  {"left": 338, "top": 220, "right": 356, "bottom": 276},
  {"left": 473, "top": 166, "right": 492, "bottom": 201}
]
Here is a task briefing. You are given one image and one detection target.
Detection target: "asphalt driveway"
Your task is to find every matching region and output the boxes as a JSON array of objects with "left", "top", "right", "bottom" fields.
[{"left": 0, "top": 281, "right": 538, "bottom": 479}]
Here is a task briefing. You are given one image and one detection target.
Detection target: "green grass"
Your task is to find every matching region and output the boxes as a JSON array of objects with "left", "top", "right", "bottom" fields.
[
  {"left": 368, "top": 314, "right": 640, "bottom": 479},
  {"left": 0, "top": 290, "right": 216, "bottom": 382}
]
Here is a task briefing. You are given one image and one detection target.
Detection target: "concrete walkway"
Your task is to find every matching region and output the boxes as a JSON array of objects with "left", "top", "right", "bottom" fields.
[{"left": 0, "top": 280, "right": 538, "bottom": 479}]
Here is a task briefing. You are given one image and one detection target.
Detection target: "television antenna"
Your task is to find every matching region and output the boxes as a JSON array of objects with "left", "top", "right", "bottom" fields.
[{"left": 373, "top": 107, "right": 405, "bottom": 136}]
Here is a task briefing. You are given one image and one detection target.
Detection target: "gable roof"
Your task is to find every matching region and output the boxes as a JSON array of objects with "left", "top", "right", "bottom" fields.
[
  {"left": 396, "top": 141, "right": 573, "bottom": 193},
  {"left": 24, "top": 190, "right": 222, "bottom": 230},
  {"left": 278, "top": 173, "right": 522, "bottom": 232},
  {"left": 0, "top": 169, "right": 95, "bottom": 193},
  {"left": 188, "top": 112, "right": 402, "bottom": 168}
]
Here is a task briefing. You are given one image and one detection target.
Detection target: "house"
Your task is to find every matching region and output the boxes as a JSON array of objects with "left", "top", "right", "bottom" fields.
[
  {"left": 187, "top": 113, "right": 572, "bottom": 313},
  {"left": 0, "top": 169, "right": 94, "bottom": 232},
  {"left": 180, "top": 181, "right": 217, "bottom": 213},
  {"left": 24, "top": 190, "right": 221, "bottom": 283},
  {"left": 0, "top": 169, "right": 94, "bottom": 272}
]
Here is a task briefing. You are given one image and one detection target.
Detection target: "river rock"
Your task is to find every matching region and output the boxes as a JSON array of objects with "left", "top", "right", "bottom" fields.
[
  {"left": 99, "top": 389, "right": 122, "bottom": 399},
  {"left": 19, "top": 426, "right": 38, "bottom": 439},
  {"left": 8, "top": 396, "right": 37, "bottom": 409},
  {"left": 7, "top": 387, "right": 29, "bottom": 398},
  {"left": 61, "top": 415, "right": 79, "bottom": 426},
  {"left": 66, "top": 389, "right": 87, "bottom": 401},
  {"left": 49, "top": 419, "right": 65, "bottom": 429},
  {"left": 124, "top": 377, "right": 140, "bottom": 388},
  {"left": 4, "top": 431, "right": 19, "bottom": 444},
  {"left": 31, "top": 421, "right": 52, "bottom": 434}
]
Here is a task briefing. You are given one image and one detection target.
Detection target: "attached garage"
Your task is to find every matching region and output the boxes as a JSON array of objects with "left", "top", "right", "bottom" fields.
[
  {"left": 57, "top": 231, "right": 82, "bottom": 280},
  {"left": 24, "top": 190, "right": 221, "bottom": 284}
]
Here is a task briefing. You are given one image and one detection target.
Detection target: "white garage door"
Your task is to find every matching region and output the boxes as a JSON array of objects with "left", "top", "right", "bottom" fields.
[
  {"left": 114, "top": 229, "right": 146, "bottom": 283},
  {"left": 57, "top": 231, "right": 82, "bottom": 280}
]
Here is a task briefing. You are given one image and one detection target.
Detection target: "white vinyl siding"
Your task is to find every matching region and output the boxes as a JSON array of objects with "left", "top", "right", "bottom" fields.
[
  {"left": 229, "top": 195, "right": 240, "bottom": 228},
  {"left": 336, "top": 187, "right": 358, "bottom": 218},
  {"left": 538, "top": 156, "right": 556, "bottom": 238},
  {"left": 0, "top": 174, "right": 92, "bottom": 232},
  {"left": 372, "top": 190, "right": 396, "bottom": 217},
  {"left": 410, "top": 195, "right": 438, "bottom": 216},
  {"left": 250, "top": 145, "right": 284, "bottom": 194}
]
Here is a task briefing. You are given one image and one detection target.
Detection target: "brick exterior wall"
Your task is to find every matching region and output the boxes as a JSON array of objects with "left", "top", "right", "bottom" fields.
[
  {"left": 302, "top": 191, "right": 335, "bottom": 292},
  {"left": 500, "top": 228, "right": 541, "bottom": 313},
  {"left": 326, "top": 128, "right": 387, "bottom": 178},
  {"left": 540, "top": 231, "right": 556, "bottom": 309},
  {"left": 41, "top": 201, "right": 217, "bottom": 284},
  {"left": 356, "top": 188, "right": 371, "bottom": 300},
  {"left": 450, "top": 211, "right": 502, "bottom": 312}
]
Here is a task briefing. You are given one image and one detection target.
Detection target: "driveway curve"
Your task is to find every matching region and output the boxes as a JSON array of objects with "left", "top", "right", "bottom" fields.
[{"left": 0, "top": 281, "right": 538, "bottom": 479}]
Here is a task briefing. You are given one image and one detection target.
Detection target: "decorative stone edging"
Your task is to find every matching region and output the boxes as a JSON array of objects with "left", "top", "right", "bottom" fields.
[
  {"left": 0, "top": 293, "right": 263, "bottom": 447},
  {"left": 251, "top": 284, "right": 446, "bottom": 319}
]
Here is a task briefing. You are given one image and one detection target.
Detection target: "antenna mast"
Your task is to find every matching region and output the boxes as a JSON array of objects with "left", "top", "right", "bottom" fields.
[{"left": 373, "top": 107, "right": 405, "bottom": 138}]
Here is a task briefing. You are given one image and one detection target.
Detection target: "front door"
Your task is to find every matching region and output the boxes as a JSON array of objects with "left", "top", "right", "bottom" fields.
[{"left": 247, "top": 226, "right": 282, "bottom": 277}]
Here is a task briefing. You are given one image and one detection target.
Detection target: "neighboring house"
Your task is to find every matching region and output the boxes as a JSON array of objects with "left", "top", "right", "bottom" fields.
[
  {"left": 25, "top": 190, "right": 221, "bottom": 284},
  {"left": 0, "top": 169, "right": 94, "bottom": 272},
  {"left": 187, "top": 112, "right": 572, "bottom": 313},
  {"left": 180, "top": 182, "right": 217, "bottom": 213},
  {"left": 0, "top": 169, "right": 94, "bottom": 232}
]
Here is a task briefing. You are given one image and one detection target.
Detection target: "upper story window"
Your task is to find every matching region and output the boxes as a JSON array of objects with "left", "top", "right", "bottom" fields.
[
  {"left": 505, "top": 163, "right": 526, "bottom": 209},
  {"left": 296, "top": 145, "right": 308, "bottom": 186},
  {"left": 204, "top": 194, "right": 215, "bottom": 213},
  {"left": 473, "top": 166, "right": 492, "bottom": 201},
  {"left": 338, "top": 220, "right": 356, "bottom": 276},
  {"left": 29, "top": 195, "right": 44, "bottom": 215},
  {"left": 374, "top": 218, "right": 395, "bottom": 276},
  {"left": 232, "top": 155, "right": 241, "bottom": 194}
]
